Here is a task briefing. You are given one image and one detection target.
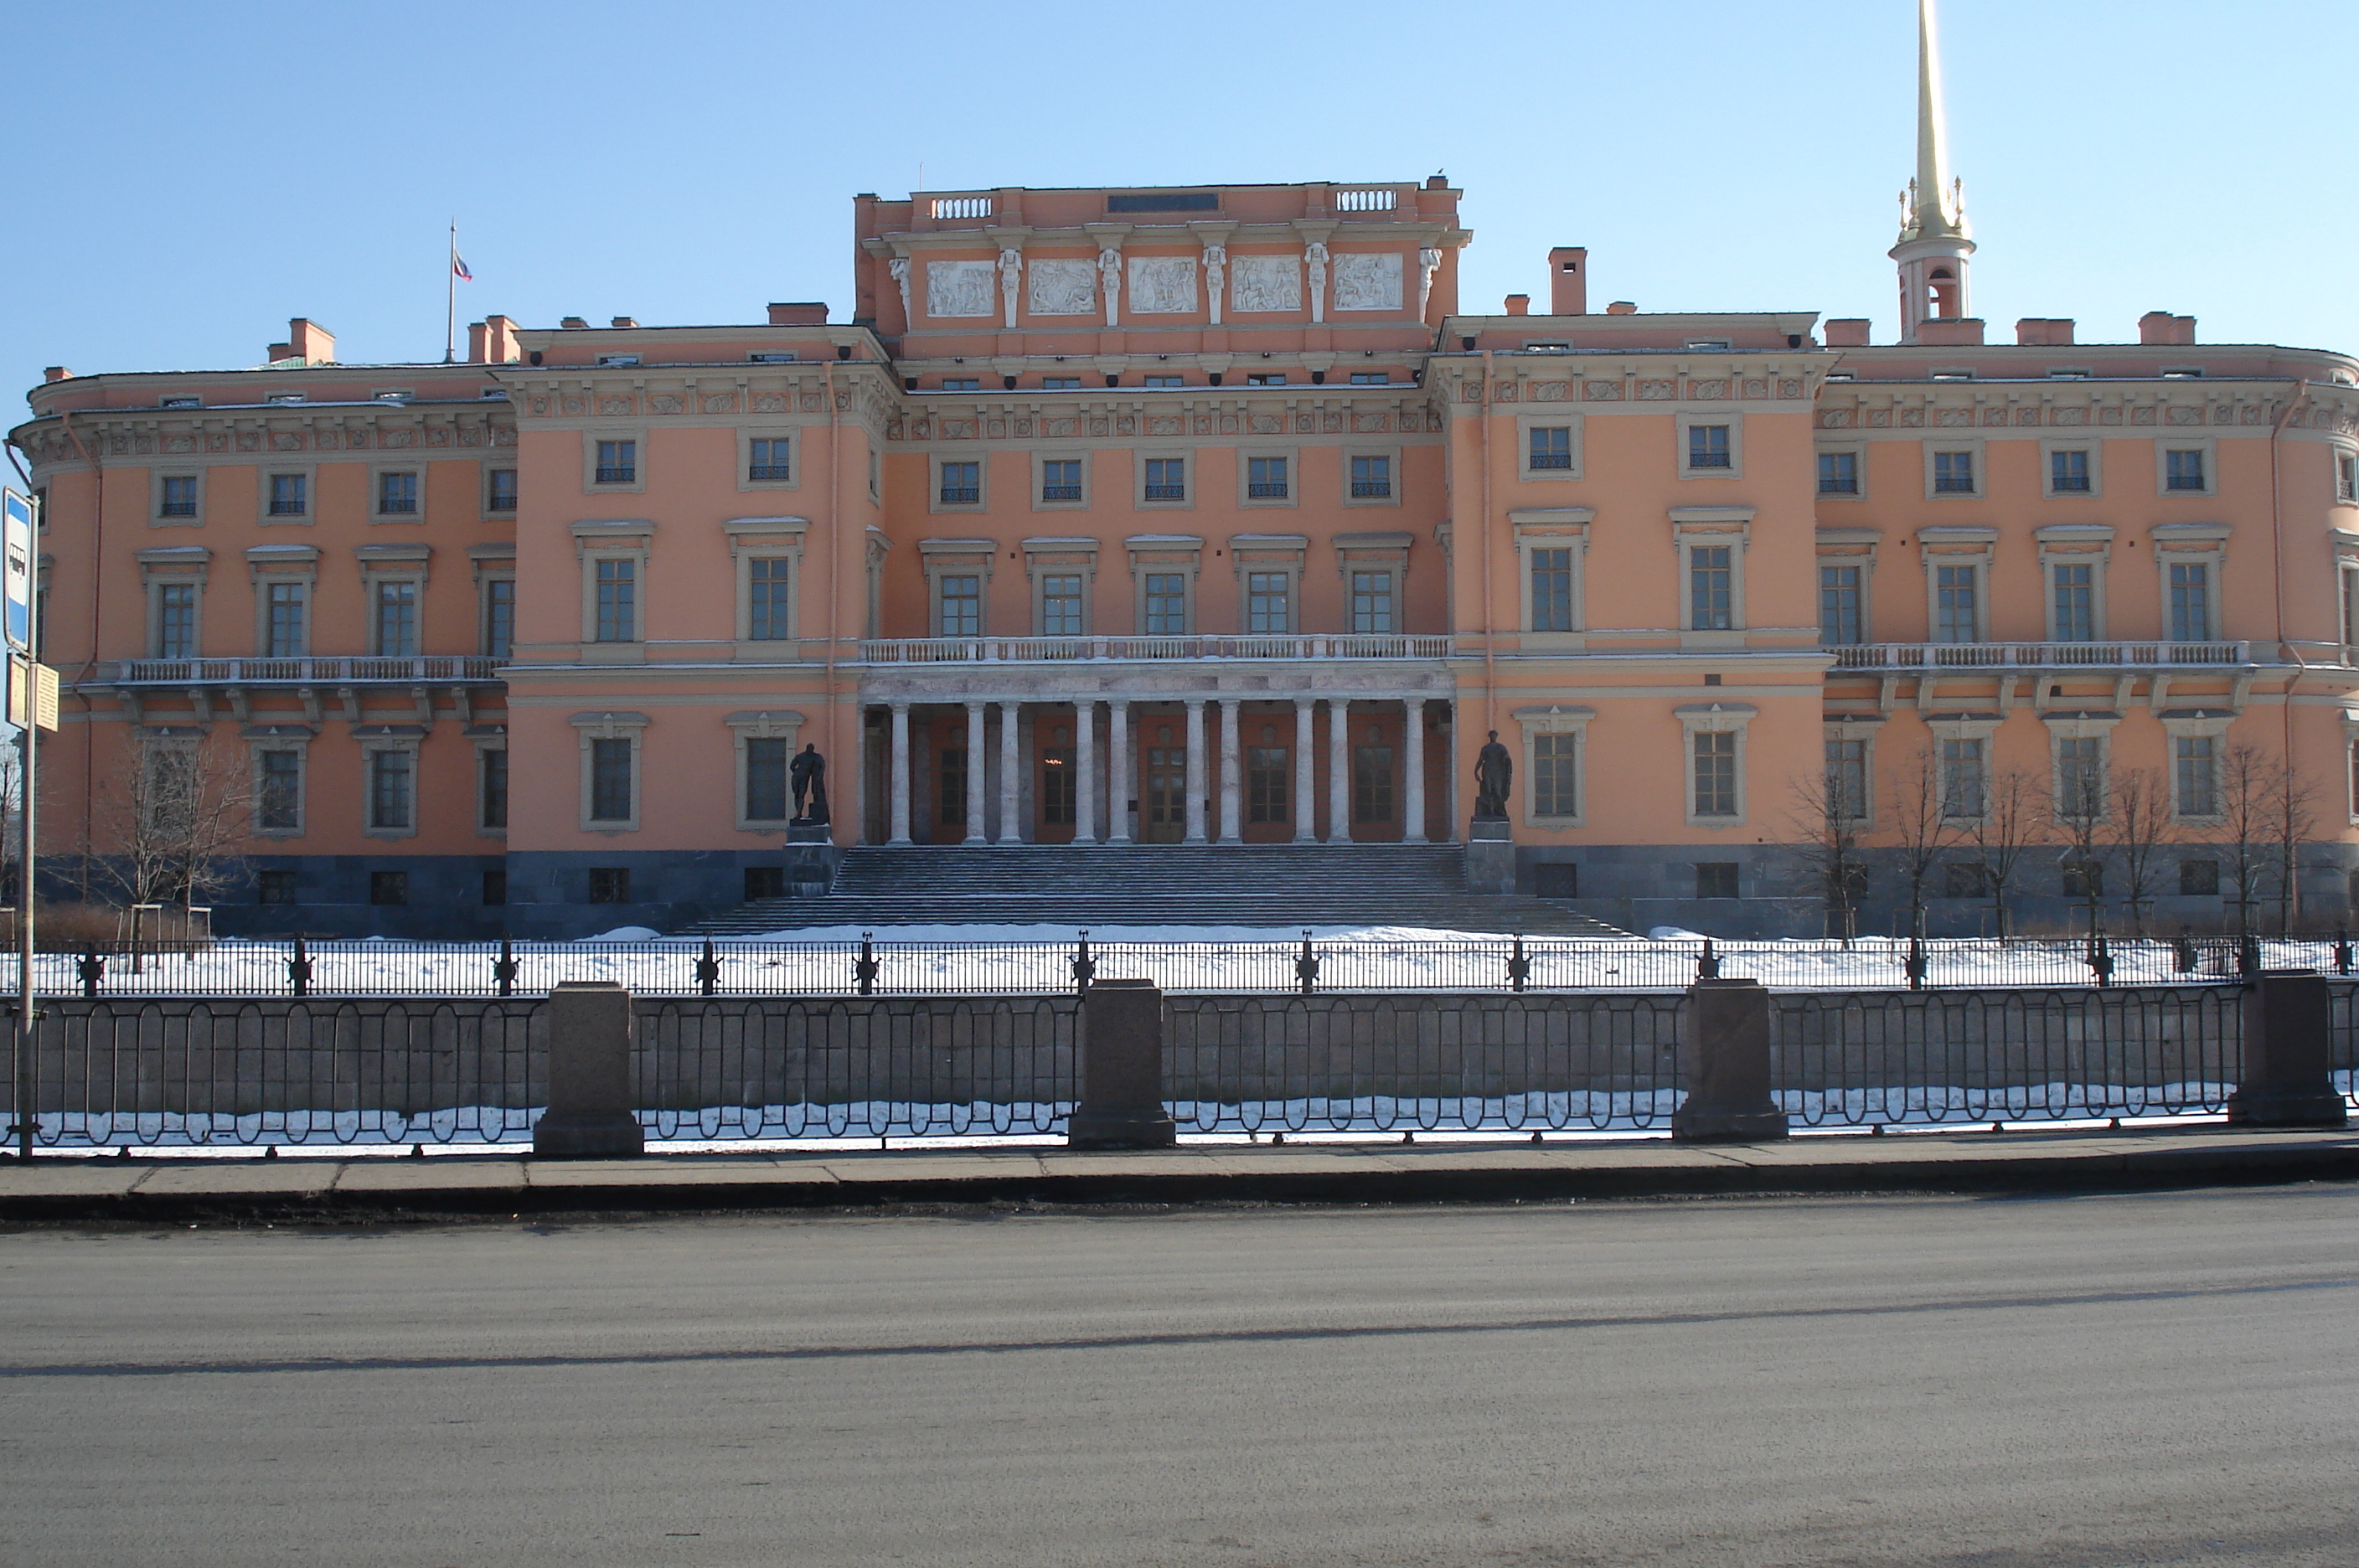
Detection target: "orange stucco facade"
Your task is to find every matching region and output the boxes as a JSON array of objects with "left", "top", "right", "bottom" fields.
[{"left": 16, "top": 162, "right": 2359, "bottom": 936}]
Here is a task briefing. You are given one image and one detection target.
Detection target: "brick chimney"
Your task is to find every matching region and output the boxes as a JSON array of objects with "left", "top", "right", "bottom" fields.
[
  {"left": 610, "top": 317, "right": 638, "bottom": 329},
  {"left": 1504, "top": 293, "right": 1530, "bottom": 316},
  {"left": 1547, "top": 247, "right": 1587, "bottom": 315},
  {"left": 2140, "top": 311, "right": 2196, "bottom": 346},
  {"left": 2016, "top": 318, "right": 2076, "bottom": 346},
  {"left": 1824, "top": 319, "right": 1871, "bottom": 348},
  {"left": 1915, "top": 317, "right": 1986, "bottom": 347},
  {"left": 1605, "top": 301, "right": 1637, "bottom": 316},
  {"left": 286, "top": 318, "right": 334, "bottom": 364},
  {"left": 467, "top": 315, "right": 523, "bottom": 364},
  {"left": 42, "top": 366, "right": 71, "bottom": 383},
  {"left": 560, "top": 317, "right": 589, "bottom": 330},
  {"left": 767, "top": 302, "right": 828, "bottom": 326}
]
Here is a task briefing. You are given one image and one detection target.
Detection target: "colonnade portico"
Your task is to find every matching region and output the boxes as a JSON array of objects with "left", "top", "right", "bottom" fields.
[{"left": 869, "top": 686, "right": 1453, "bottom": 848}]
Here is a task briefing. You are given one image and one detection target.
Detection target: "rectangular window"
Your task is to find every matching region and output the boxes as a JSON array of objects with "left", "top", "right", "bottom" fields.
[
  {"left": 590, "top": 738, "right": 633, "bottom": 822},
  {"left": 483, "top": 578, "right": 514, "bottom": 659},
  {"left": 595, "top": 559, "right": 637, "bottom": 642},
  {"left": 373, "top": 580, "right": 418, "bottom": 657},
  {"left": 1247, "top": 373, "right": 1286, "bottom": 386},
  {"left": 1352, "top": 744, "right": 1395, "bottom": 823},
  {"left": 1696, "top": 863, "right": 1739, "bottom": 900},
  {"left": 265, "top": 582, "right": 306, "bottom": 658},
  {"left": 267, "top": 473, "right": 307, "bottom": 516},
  {"left": 2051, "top": 449, "right": 2091, "bottom": 493},
  {"left": 1827, "top": 738, "right": 1869, "bottom": 823},
  {"left": 2169, "top": 562, "right": 2211, "bottom": 642},
  {"left": 1247, "top": 456, "right": 1288, "bottom": 499},
  {"left": 2179, "top": 858, "right": 2221, "bottom": 897},
  {"left": 1350, "top": 455, "right": 1392, "bottom": 499},
  {"left": 1040, "top": 574, "right": 1084, "bottom": 637},
  {"left": 588, "top": 868, "right": 632, "bottom": 904},
  {"left": 2165, "top": 448, "right": 2207, "bottom": 492},
  {"left": 156, "top": 584, "right": 197, "bottom": 659},
  {"left": 1687, "top": 425, "right": 1732, "bottom": 469},
  {"left": 487, "top": 468, "right": 518, "bottom": 513},
  {"left": 480, "top": 748, "right": 508, "bottom": 830},
  {"left": 1819, "top": 565, "right": 1862, "bottom": 646},
  {"left": 1939, "top": 738, "right": 1985, "bottom": 820},
  {"left": 938, "top": 574, "right": 981, "bottom": 637},
  {"left": 747, "top": 559, "right": 792, "bottom": 641},
  {"left": 1143, "top": 457, "right": 1186, "bottom": 502},
  {"left": 257, "top": 750, "right": 301, "bottom": 831},
  {"left": 2340, "top": 453, "right": 2358, "bottom": 503},
  {"left": 1040, "top": 750, "right": 1075, "bottom": 824},
  {"left": 1143, "top": 573, "right": 1185, "bottom": 635},
  {"left": 483, "top": 868, "right": 508, "bottom": 906},
  {"left": 745, "top": 737, "right": 789, "bottom": 822},
  {"left": 2346, "top": 570, "right": 2359, "bottom": 649},
  {"left": 1689, "top": 545, "right": 1732, "bottom": 631},
  {"left": 1530, "top": 548, "right": 1573, "bottom": 632},
  {"left": 1534, "top": 732, "right": 1579, "bottom": 818},
  {"left": 1042, "top": 377, "right": 1082, "bottom": 390},
  {"left": 747, "top": 438, "right": 792, "bottom": 482},
  {"left": 1350, "top": 570, "right": 1395, "bottom": 634},
  {"left": 2052, "top": 562, "right": 2095, "bottom": 642},
  {"left": 942, "top": 377, "right": 980, "bottom": 392},
  {"left": 2176, "top": 735, "right": 2218, "bottom": 818},
  {"left": 595, "top": 440, "right": 636, "bottom": 484},
  {"left": 1935, "top": 565, "right": 1979, "bottom": 643},
  {"left": 1348, "top": 372, "right": 1388, "bottom": 385},
  {"left": 158, "top": 476, "right": 198, "bottom": 518},
  {"left": 369, "top": 869, "right": 409, "bottom": 906},
  {"left": 1530, "top": 427, "right": 1573, "bottom": 472},
  {"left": 1933, "top": 450, "right": 1975, "bottom": 493},
  {"left": 939, "top": 461, "right": 979, "bottom": 505},
  {"left": 1040, "top": 459, "right": 1081, "bottom": 503},
  {"left": 939, "top": 746, "right": 968, "bottom": 826},
  {"left": 1943, "top": 860, "right": 1991, "bottom": 900},
  {"left": 369, "top": 750, "right": 414, "bottom": 831},
  {"left": 1816, "top": 451, "right": 1858, "bottom": 494},
  {"left": 256, "top": 870, "right": 297, "bottom": 905},
  {"left": 2056, "top": 736, "right": 2104, "bottom": 817},
  {"left": 1247, "top": 571, "right": 1291, "bottom": 634},
  {"left": 2062, "top": 858, "right": 2104, "bottom": 900},
  {"left": 1692, "top": 730, "right": 1737, "bottom": 818},
  {"left": 1247, "top": 745, "right": 1289, "bottom": 823},
  {"left": 377, "top": 471, "right": 419, "bottom": 514},
  {"left": 1143, "top": 374, "right": 1184, "bottom": 388}
]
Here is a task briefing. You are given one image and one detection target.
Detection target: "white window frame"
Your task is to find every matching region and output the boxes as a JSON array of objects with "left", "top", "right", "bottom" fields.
[
  {"left": 1340, "top": 445, "right": 1404, "bottom": 508},
  {"left": 2155, "top": 436, "right": 2219, "bottom": 499},
  {"left": 1677, "top": 702, "right": 1754, "bottom": 826},
  {"left": 1517, "top": 414, "right": 1584, "bottom": 482},
  {"left": 2163, "top": 710, "right": 2236, "bottom": 826},
  {"left": 245, "top": 727, "right": 313, "bottom": 838},
  {"left": 2335, "top": 446, "right": 2359, "bottom": 507},
  {"left": 573, "top": 710, "right": 649, "bottom": 833},
  {"left": 1923, "top": 438, "right": 1985, "bottom": 500},
  {"left": 1334, "top": 530, "right": 1412, "bottom": 634},
  {"left": 245, "top": 544, "right": 318, "bottom": 658},
  {"left": 1032, "top": 451, "right": 1091, "bottom": 513},
  {"left": 2035, "top": 526, "right": 2114, "bottom": 643},
  {"left": 725, "top": 517, "right": 808, "bottom": 646},
  {"left": 1814, "top": 529, "right": 1879, "bottom": 647},
  {"left": 725, "top": 709, "right": 804, "bottom": 832},
  {"left": 2040, "top": 438, "right": 2103, "bottom": 500},
  {"left": 1230, "top": 534, "right": 1306, "bottom": 635},
  {"left": 1675, "top": 410, "right": 1744, "bottom": 480},
  {"left": 1127, "top": 534, "right": 1204, "bottom": 635},
  {"left": 357, "top": 728, "right": 425, "bottom": 839},
  {"left": 737, "top": 428, "right": 800, "bottom": 493},
  {"left": 919, "top": 538, "right": 995, "bottom": 637},
  {"left": 570, "top": 521, "right": 653, "bottom": 649},
  {"left": 1925, "top": 714, "right": 2003, "bottom": 828},
  {"left": 2043, "top": 712, "right": 2121, "bottom": 823},
  {"left": 1515, "top": 704, "right": 1594, "bottom": 828},
  {"left": 583, "top": 431, "right": 647, "bottom": 495},
  {"left": 929, "top": 452, "right": 988, "bottom": 514},
  {"left": 1814, "top": 441, "right": 1866, "bottom": 502},
  {"left": 472, "top": 730, "right": 509, "bottom": 839},
  {"left": 2151, "top": 524, "right": 2227, "bottom": 646},
  {"left": 1024, "top": 538, "right": 1101, "bottom": 637},
  {"left": 368, "top": 462, "right": 426, "bottom": 524},
  {"left": 1236, "top": 447, "right": 1300, "bottom": 509},
  {"left": 1671, "top": 508, "right": 1752, "bottom": 643},
  {"left": 1134, "top": 448, "right": 1195, "bottom": 511},
  {"left": 136, "top": 546, "right": 211, "bottom": 659},
  {"left": 1919, "top": 527, "right": 1996, "bottom": 645},
  {"left": 482, "top": 462, "right": 519, "bottom": 521},
  {"left": 1825, "top": 718, "right": 1882, "bottom": 828},
  {"left": 1512, "top": 509, "right": 1592, "bottom": 638},
  {"left": 152, "top": 469, "right": 204, "bottom": 528},
  {"left": 259, "top": 465, "right": 317, "bottom": 526}
]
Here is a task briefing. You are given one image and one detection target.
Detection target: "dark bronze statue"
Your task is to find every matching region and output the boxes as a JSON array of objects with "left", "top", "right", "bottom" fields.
[
  {"left": 1474, "top": 730, "right": 1513, "bottom": 820},
  {"left": 790, "top": 744, "right": 829, "bottom": 825}
]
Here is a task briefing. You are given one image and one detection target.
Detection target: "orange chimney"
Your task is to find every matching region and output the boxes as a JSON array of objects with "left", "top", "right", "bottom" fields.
[
  {"left": 767, "top": 302, "right": 828, "bottom": 326},
  {"left": 42, "top": 366, "right": 70, "bottom": 383},
  {"left": 1916, "top": 318, "right": 1986, "bottom": 347},
  {"left": 1547, "top": 247, "right": 1588, "bottom": 315},
  {"left": 1823, "top": 319, "right": 1871, "bottom": 348},
  {"left": 2140, "top": 311, "right": 2196, "bottom": 346},
  {"left": 1605, "top": 301, "right": 1637, "bottom": 316},
  {"left": 1504, "top": 293, "right": 1531, "bottom": 316},
  {"left": 2016, "top": 318, "right": 2076, "bottom": 346},
  {"left": 286, "top": 318, "right": 335, "bottom": 364}
]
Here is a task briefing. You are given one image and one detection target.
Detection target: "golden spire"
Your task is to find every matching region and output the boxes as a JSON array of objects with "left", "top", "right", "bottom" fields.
[{"left": 1900, "top": 0, "right": 1969, "bottom": 243}]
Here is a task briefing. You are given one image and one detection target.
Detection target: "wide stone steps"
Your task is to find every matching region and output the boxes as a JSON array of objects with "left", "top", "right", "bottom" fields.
[{"left": 679, "top": 844, "right": 1625, "bottom": 937}]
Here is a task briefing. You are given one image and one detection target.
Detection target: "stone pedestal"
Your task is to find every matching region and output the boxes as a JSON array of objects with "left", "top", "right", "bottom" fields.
[
  {"left": 2228, "top": 970, "right": 2351, "bottom": 1127},
  {"left": 1465, "top": 818, "right": 1515, "bottom": 895},
  {"left": 1067, "top": 978, "right": 1178, "bottom": 1148},
  {"left": 786, "top": 823, "right": 836, "bottom": 898},
  {"left": 1673, "top": 977, "right": 1789, "bottom": 1142},
  {"left": 533, "top": 981, "right": 645, "bottom": 1158}
]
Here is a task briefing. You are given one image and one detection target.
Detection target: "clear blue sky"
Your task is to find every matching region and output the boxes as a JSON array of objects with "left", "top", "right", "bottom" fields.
[{"left": 6, "top": 0, "right": 2355, "bottom": 419}]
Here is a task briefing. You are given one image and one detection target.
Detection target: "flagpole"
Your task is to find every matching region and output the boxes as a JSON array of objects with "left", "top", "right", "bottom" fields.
[{"left": 445, "top": 219, "right": 457, "bottom": 364}]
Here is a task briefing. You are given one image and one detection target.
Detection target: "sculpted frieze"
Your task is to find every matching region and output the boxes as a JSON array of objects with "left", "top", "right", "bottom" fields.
[
  {"left": 1330, "top": 251, "right": 1402, "bottom": 312},
  {"left": 1128, "top": 255, "right": 1196, "bottom": 314},
  {"left": 1228, "top": 255, "right": 1300, "bottom": 313},
  {"left": 1027, "top": 258, "right": 1096, "bottom": 316},
  {"left": 925, "top": 260, "right": 996, "bottom": 318}
]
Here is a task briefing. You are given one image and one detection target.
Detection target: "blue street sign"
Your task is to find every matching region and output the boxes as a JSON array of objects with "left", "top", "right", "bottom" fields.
[{"left": 1, "top": 489, "right": 31, "bottom": 654}]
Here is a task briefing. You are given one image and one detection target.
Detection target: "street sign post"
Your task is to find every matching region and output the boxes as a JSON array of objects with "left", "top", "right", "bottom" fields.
[
  {"left": 2, "top": 489, "right": 31, "bottom": 655},
  {"left": 3, "top": 489, "right": 34, "bottom": 1161}
]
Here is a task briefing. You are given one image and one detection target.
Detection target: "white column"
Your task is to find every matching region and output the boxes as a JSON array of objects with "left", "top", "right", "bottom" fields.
[
  {"left": 1402, "top": 697, "right": 1427, "bottom": 844},
  {"left": 997, "top": 700, "right": 1023, "bottom": 843},
  {"left": 1327, "top": 698, "right": 1353, "bottom": 844},
  {"left": 1107, "top": 700, "right": 1133, "bottom": 843},
  {"left": 888, "top": 702, "right": 912, "bottom": 845},
  {"left": 1292, "top": 697, "right": 1317, "bottom": 843},
  {"left": 963, "top": 701, "right": 987, "bottom": 844},
  {"left": 1073, "top": 701, "right": 1097, "bottom": 843},
  {"left": 1183, "top": 698, "right": 1208, "bottom": 844},
  {"left": 1217, "top": 699, "right": 1242, "bottom": 844}
]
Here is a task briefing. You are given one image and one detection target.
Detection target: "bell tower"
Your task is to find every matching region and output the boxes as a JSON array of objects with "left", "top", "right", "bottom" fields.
[{"left": 1891, "top": 0, "right": 1974, "bottom": 343}]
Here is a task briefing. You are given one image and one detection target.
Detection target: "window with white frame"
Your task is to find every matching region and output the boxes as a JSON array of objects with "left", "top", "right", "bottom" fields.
[
  {"left": 1934, "top": 563, "right": 1980, "bottom": 643},
  {"left": 1939, "top": 737, "right": 1986, "bottom": 819},
  {"left": 1675, "top": 414, "right": 1742, "bottom": 479},
  {"left": 368, "top": 747, "right": 416, "bottom": 832},
  {"left": 1533, "top": 732, "right": 1579, "bottom": 818},
  {"left": 594, "top": 559, "right": 637, "bottom": 642},
  {"left": 155, "top": 582, "right": 198, "bottom": 658},
  {"left": 2054, "top": 735, "right": 2107, "bottom": 819},
  {"left": 1820, "top": 565, "right": 1864, "bottom": 646},
  {"left": 1531, "top": 547, "right": 1575, "bottom": 632},
  {"left": 1692, "top": 730, "right": 1738, "bottom": 817},
  {"left": 2052, "top": 561, "right": 2097, "bottom": 642},
  {"left": 256, "top": 749, "right": 303, "bottom": 833},
  {"left": 376, "top": 470, "right": 420, "bottom": 516},
  {"left": 1689, "top": 545, "right": 1733, "bottom": 631},
  {"left": 264, "top": 581, "right": 307, "bottom": 658},
  {"left": 594, "top": 440, "right": 637, "bottom": 485},
  {"left": 1687, "top": 425, "right": 1731, "bottom": 470},
  {"left": 1349, "top": 454, "right": 1392, "bottom": 500},
  {"left": 373, "top": 580, "right": 420, "bottom": 657},
  {"left": 746, "top": 558, "right": 792, "bottom": 641},
  {"left": 2176, "top": 735, "right": 2220, "bottom": 818},
  {"left": 938, "top": 460, "right": 981, "bottom": 506},
  {"left": 2168, "top": 561, "right": 2212, "bottom": 642},
  {"left": 746, "top": 437, "right": 792, "bottom": 482},
  {"left": 589, "top": 738, "right": 632, "bottom": 822},
  {"left": 266, "top": 473, "right": 308, "bottom": 518},
  {"left": 1040, "top": 459, "right": 1082, "bottom": 503},
  {"left": 2164, "top": 447, "right": 2207, "bottom": 493},
  {"left": 1350, "top": 570, "right": 1395, "bottom": 633},
  {"left": 1040, "top": 574, "right": 1085, "bottom": 636},
  {"left": 2339, "top": 451, "right": 2358, "bottom": 503},
  {"left": 1827, "top": 737, "right": 1871, "bottom": 823},
  {"left": 486, "top": 468, "right": 518, "bottom": 513},
  {"left": 1247, "top": 456, "right": 1288, "bottom": 500},
  {"left": 1247, "top": 571, "right": 1291, "bottom": 633},
  {"left": 1530, "top": 426, "right": 1573, "bottom": 472},
  {"left": 479, "top": 747, "right": 508, "bottom": 831},
  {"left": 157, "top": 474, "right": 199, "bottom": 519},
  {"left": 938, "top": 574, "right": 981, "bottom": 636},
  {"left": 481, "top": 577, "right": 515, "bottom": 658},
  {"left": 2050, "top": 448, "right": 2093, "bottom": 494},
  {"left": 1143, "top": 572, "right": 1187, "bottom": 635},
  {"left": 1817, "top": 451, "right": 1859, "bottom": 495},
  {"left": 1143, "top": 456, "right": 1187, "bottom": 503},
  {"left": 744, "top": 736, "right": 790, "bottom": 823},
  {"left": 1932, "top": 448, "right": 1976, "bottom": 494}
]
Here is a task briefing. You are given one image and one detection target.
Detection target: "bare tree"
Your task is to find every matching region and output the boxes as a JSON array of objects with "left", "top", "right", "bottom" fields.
[
  {"left": 2052, "top": 754, "right": 2112, "bottom": 939},
  {"left": 2111, "top": 767, "right": 2176, "bottom": 939},
  {"left": 2264, "top": 752, "right": 2318, "bottom": 935},
  {"left": 1886, "top": 745, "right": 1963, "bottom": 938},
  {"left": 1969, "top": 766, "right": 2045, "bottom": 937},
  {"left": 2211, "top": 743, "right": 2278, "bottom": 940},
  {"left": 90, "top": 735, "right": 253, "bottom": 908},
  {"left": 1787, "top": 761, "right": 1869, "bottom": 942}
]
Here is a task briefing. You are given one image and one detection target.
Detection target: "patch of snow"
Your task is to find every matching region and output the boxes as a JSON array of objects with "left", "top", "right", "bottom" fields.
[
  {"left": 1648, "top": 926, "right": 1708, "bottom": 941},
  {"left": 582, "top": 926, "right": 663, "bottom": 942}
]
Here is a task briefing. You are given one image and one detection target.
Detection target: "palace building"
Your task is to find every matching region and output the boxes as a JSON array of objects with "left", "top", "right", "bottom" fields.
[{"left": 16, "top": 3, "right": 2359, "bottom": 939}]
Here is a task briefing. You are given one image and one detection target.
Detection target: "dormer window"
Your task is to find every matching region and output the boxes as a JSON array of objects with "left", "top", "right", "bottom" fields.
[
  {"left": 1525, "top": 342, "right": 1571, "bottom": 353},
  {"left": 749, "top": 353, "right": 797, "bottom": 364},
  {"left": 479, "top": 387, "right": 508, "bottom": 400},
  {"left": 1931, "top": 369, "right": 1974, "bottom": 381},
  {"left": 2162, "top": 367, "right": 2204, "bottom": 379},
  {"left": 160, "top": 395, "right": 200, "bottom": 410},
  {"left": 1685, "top": 339, "right": 1732, "bottom": 352},
  {"left": 942, "top": 377, "right": 980, "bottom": 392},
  {"left": 2047, "top": 368, "right": 2092, "bottom": 379},
  {"left": 596, "top": 353, "right": 641, "bottom": 368},
  {"left": 266, "top": 393, "right": 305, "bottom": 405}
]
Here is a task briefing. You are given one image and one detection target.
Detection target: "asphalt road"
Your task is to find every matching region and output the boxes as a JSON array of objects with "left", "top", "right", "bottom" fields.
[{"left": 2, "top": 1188, "right": 2354, "bottom": 1567}]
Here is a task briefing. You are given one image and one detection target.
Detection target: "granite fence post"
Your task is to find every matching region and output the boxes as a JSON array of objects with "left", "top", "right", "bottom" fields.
[
  {"left": 1673, "top": 977, "right": 1789, "bottom": 1142},
  {"left": 1067, "top": 978, "right": 1178, "bottom": 1148},
  {"left": 533, "top": 981, "right": 646, "bottom": 1158},
  {"left": 2227, "top": 970, "right": 2351, "bottom": 1128}
]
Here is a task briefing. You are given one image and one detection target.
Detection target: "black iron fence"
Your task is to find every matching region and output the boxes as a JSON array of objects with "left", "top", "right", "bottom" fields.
[{"left": 26, "top": 931, "right": 2341, "bottom": 998}]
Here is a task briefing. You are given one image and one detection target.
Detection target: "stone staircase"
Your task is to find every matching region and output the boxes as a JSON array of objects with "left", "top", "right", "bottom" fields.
[{"left": 679, "top": 843, "right": 1625, "bottom": 936}]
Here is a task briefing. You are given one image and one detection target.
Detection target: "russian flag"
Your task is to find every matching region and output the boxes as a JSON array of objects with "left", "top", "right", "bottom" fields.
[{"left": 452, "top": 252, "right": 473, "bottom": 281}]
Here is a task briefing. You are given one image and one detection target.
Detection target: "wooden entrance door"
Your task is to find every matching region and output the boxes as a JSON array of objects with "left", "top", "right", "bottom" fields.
[{"left": 1141, "top": 720, "right": 1187, "bottom": 843}]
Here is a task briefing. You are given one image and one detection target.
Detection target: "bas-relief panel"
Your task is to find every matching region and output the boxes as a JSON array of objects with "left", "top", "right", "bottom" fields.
[
  {"left": 1027, "top": 259, "right": 1097, "bottom": 316},
  {"left": 926, "top": 260, "right": 997, "bottom": 318},
  {"left": 1228, "top": 255, "right": 1301, "bottom": 313},
  {"left": 1331, "top": 251, "right": 1402, "bottom": 312},
  {"left": 1128, "top": 256, "right": 1196, "bottom": 314}
]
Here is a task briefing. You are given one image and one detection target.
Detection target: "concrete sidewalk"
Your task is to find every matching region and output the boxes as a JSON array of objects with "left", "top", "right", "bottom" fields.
[{"left": 3, "top": 1122, "right": 2357, "bottom": 1222}]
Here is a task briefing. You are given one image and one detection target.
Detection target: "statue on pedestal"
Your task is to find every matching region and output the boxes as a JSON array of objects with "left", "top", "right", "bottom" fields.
[
  {"left": 1474, "top": 730, "right": 1513, "bottom": 820},
  {"left": 790, "top": 744, "right": 829, "bottom": 826}
]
